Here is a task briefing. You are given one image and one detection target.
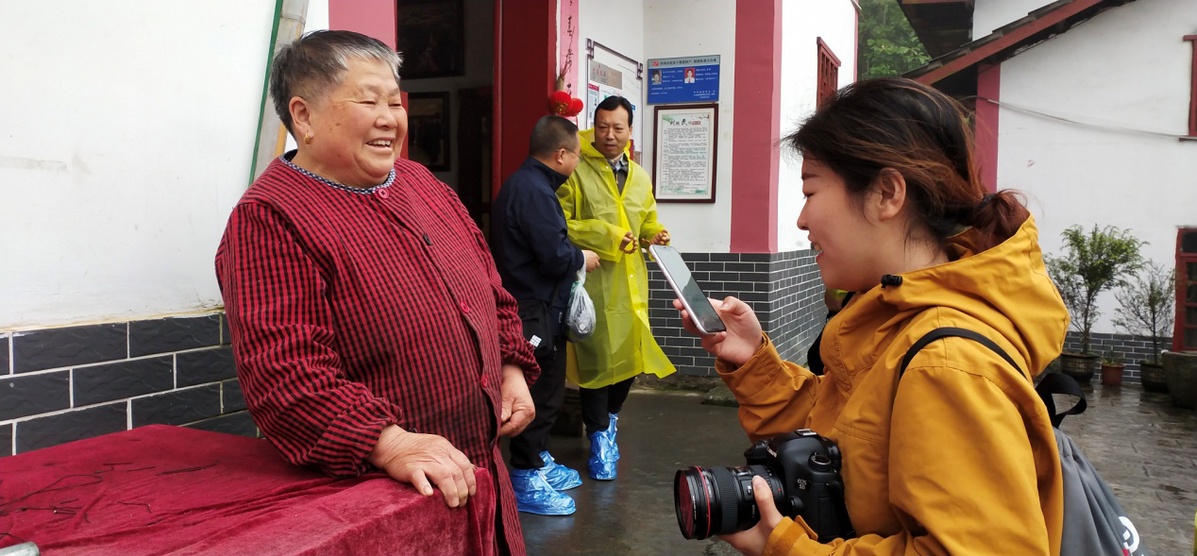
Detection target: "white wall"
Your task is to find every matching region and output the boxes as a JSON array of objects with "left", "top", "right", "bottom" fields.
[
  {"left": 996, "top": 0, "right": 1197, "bottom": 332},
  {"left": 641, "top": 0, "right": 737, "bottom": 253},
  {"left": 0, "top": 1, "right": 277, "bottom": 329},
  {"left": 306, "top": 0, "right": 329, "bottom": 32},
  {"left": 282, "top": 0, "right": 329, "bottom": 155},
  {"left": 973, "top": 0, "right": 1045, "bottom": 39},
  {"left": 777, "top": 1, "right": 858, "bottom": 252}
]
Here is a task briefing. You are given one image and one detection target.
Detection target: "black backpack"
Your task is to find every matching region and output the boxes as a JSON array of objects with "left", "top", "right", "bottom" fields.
[{"left": 900, "top": 327, "right": 1146, "bottom": 556}]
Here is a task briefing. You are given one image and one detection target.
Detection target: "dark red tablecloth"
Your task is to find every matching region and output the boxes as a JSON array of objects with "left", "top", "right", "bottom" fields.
[{"left": 0, "top": 425, "right": 496, "bottom": 555}]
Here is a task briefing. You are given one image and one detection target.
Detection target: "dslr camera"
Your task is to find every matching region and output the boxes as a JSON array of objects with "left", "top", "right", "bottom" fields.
[{"left": 673, "top": 429, "right": 854, "bottom": 541}]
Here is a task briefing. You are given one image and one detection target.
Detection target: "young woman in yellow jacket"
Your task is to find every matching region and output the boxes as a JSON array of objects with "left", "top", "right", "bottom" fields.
[{"left": 675, "top": 78, "right": 1069, "bottom": 555}]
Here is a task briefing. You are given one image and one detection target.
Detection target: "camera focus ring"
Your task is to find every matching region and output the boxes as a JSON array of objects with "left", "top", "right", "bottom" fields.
[{"left": 713, "top": 469, "right": 742, "bottom": 533}]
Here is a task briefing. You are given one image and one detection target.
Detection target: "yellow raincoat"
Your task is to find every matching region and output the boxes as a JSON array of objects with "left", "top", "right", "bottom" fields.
[{"left": 557, "top": 128, "right": 676, "bottom": 388}]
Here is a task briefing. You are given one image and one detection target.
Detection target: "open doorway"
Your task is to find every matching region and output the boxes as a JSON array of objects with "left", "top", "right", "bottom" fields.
[
  {"left": 396, "top": 0, "right": 494, "bottom": 234},
  {"left": 396, "top": 0, "right": 556, "bottom": 239}
]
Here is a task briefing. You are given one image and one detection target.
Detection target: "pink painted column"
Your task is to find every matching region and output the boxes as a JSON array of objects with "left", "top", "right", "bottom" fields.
[
  {"left": 729, "top": 0, "right": 782, "bottom": 253},
  {"left": 558, "top": 0, "right": 580, "bottom": 97},
  {"left": 330, "top": 0, "right": 396, "bottom": 48},
  {"left": 975, "top": 63, "right": 1001, "bottom": 193}
]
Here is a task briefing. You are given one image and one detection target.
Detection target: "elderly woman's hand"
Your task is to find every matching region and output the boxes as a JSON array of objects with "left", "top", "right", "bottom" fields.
[
  {"left": 673, "top": 296, "right": 764, "bottom": 368},
  {"left": 497, "top": 364, "right": 535, "bottom": 437},
  {"left": 368, "top": 425, "right": 478, "bottom": 508}
]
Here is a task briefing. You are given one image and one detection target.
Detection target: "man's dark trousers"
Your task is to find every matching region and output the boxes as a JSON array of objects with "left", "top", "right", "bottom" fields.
[
  {"left": 579, "top": 377, "right": 635, "bottom": 436},
  {"left": 509, "top": 333, "right": 568, "bottom": 469}
]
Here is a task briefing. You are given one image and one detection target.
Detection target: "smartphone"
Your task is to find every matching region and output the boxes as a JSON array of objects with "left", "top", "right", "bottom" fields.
[{"left": 649, "top": 244, "right": 727, "bottom": 335}]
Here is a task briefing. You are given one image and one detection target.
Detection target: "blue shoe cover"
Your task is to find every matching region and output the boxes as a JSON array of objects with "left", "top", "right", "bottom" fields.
[
  {"left": 510, "top": 467, "right": 576, "bottom": 516},
  {"left": 587, "top": 429, "right": 618, "bottom": 481},
  {"left": 539, "top": 451, "right": 582, "bottom": 491},
  {"left": 606, "top": 413, "right": 620, "bottom": 460}
]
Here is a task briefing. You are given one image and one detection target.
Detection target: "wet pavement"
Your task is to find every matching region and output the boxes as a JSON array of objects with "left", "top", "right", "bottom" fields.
[
  {"left": 515, "top": 382, "right": 1197, "bottom": 556},
  {"left": 1066, "top": 382, "right": 1197, "bottom": 556}
]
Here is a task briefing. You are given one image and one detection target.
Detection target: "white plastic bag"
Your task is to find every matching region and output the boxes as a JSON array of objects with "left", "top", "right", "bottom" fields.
[{"left": 566, "top": 267, "right": 596, "bottom": 341}]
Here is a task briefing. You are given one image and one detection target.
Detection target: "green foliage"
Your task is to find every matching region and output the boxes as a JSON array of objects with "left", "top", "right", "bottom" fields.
[
  {"left": 1113, "top": 261, "right": 1175, "bottom": 364},
  {"left": 857, "top": 0, "right": 931, "bottom": 79},
  {"left": 1046, "top": 225, "right": 1146, "bottom": 355},
  {"left": 1101, "top": 350, "right": 1123, "bottom": 365}
]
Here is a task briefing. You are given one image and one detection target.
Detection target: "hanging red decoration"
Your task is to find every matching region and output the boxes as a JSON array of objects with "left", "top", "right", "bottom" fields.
[
  {"left": 549, "top": 90, "right": 584, "bottom": 117},
  {"left": 548, "top": 52, "right": 583, "bottom": 118}
]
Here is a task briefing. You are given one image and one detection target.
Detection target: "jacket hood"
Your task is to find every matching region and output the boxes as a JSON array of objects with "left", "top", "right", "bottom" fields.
[
  {"left": 827, "top": 215, "right": 1068, "bottom": 379},
  {"left": 578, "top": 128, "right": 629, "bottom": 161}
]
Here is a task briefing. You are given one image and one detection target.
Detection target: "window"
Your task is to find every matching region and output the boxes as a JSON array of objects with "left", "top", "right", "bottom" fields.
[
  {"left": 1186, "top": 35, "right": 1197, "bottom": 137},
  {"left": 816, "top": 38, "right": 841, "bottom": 109},
  {"left": 1176, "top": 228, "right": 1197, "bottom": 351}
]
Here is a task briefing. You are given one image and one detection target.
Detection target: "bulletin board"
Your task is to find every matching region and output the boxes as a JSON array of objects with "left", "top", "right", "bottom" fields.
[
  {"left": 585, "top": 40, "right": 644, "bottom": 152},
  {"left": 652, "top": 104, "right": 718, "bottom": 203}
]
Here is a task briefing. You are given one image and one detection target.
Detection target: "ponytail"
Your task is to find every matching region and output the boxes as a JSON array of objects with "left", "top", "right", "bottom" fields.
[{"left": 968, "top": 190, "right": 1029, "bottom": 252}]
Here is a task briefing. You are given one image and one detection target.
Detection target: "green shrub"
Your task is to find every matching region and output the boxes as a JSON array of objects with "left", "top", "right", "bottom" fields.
[
  {"left": 1113, "top": 261, "right": 1175, "bottom": 365},
  {"left": 1045, "top": 225, "right": 1145, "bottom": 355}
]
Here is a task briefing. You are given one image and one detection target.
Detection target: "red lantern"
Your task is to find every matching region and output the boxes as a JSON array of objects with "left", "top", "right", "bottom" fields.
[{"left": 549, "top": 90, "right": 583, "bottom": 117}]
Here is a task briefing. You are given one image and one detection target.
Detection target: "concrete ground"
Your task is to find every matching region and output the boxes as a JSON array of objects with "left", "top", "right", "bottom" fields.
[{"left": 515, "top": 382, "right": 1196, "bottom": 556}]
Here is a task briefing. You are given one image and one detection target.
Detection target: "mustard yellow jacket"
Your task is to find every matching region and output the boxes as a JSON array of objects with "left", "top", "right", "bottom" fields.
[
  {"left": 720, "top": 216, "right": 1068, "bottom": 555},
  {"left": 557, "top": 128, "right": 675, "bottom": 387}
]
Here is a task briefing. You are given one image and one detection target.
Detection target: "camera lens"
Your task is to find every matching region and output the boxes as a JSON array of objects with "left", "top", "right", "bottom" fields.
[{"left": 673, "top": 465, "right": 784, "bottom": 540}]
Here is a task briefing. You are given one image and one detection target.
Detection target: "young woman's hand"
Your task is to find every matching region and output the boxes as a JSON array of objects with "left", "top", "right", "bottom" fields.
[
  {"left": 673, "top": 296, "right": 763, "bottom": 367},
  {"left": 720, "top": 476, "right": 786, "bottom": 555}
]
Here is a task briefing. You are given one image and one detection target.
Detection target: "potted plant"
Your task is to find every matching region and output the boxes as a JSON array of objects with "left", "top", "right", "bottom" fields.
[
  {"left": 1046, "top": 225, "right": 1145, "bottom": 382},
  {"left": 1100, "top": 350, "right": 1125, "bottom": 386},
  {"left": 1112, "top": 261, "right": 1175, "bottom": 392}
]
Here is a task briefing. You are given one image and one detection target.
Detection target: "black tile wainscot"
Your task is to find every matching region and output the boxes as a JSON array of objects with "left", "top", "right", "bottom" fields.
[
  {"left": 12, "top": 323, "right": 126, "bottom": 373},
  {"left": 646, "top": 249, "right": 826, "bottom": 380},
  {"left": 1, "top": 312, "right": 257, "bottom": 456},
  {"left": 2, "top": 333, "right": 9, "bottom": 375}
]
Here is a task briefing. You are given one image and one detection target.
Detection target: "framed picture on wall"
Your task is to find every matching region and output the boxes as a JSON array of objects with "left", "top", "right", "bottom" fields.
[
  {"left": 407, "top": 92, "right": 450, "bottom": 171},
  {"left": 652, "top": 103, "right": 718, "bottom": 203},
  {"left": 396, "top": 0, "right": 465, "bottom": 79}
]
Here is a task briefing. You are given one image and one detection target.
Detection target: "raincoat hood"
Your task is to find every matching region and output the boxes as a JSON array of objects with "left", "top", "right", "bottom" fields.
[
  {"left": 824, "top": 214, "right": 1069, "bottom": 382},
  {"left": 578, "top": 127, "right": 629, "bottom": 162}
]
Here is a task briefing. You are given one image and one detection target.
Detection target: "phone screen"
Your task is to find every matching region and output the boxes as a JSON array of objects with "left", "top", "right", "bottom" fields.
[{"left": 650, "top": 245, "right": 727, "bottom": 334}]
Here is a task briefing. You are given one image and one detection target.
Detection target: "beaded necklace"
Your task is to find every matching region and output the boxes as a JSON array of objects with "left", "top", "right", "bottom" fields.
[{"left": 281, "top": 151, "right": 396, "bottom": 195}]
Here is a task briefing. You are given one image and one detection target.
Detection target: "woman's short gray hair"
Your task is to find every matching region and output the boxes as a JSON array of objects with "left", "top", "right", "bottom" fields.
[{"left": 270, "top": 30, "right": 403, "bottom": 137}]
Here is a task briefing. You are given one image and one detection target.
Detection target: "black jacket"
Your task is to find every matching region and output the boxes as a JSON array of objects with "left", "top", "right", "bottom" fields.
[{"left": 490, "top": 158, "right": 583, "bottom": 320}]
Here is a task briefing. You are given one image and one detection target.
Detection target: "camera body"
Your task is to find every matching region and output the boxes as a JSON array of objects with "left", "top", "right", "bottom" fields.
[
  {"left": 674, "top": 429, "right": 854, "bottom": 541},
  {"left": 749, "top": 429, "right": 853, "bottom": 539}
]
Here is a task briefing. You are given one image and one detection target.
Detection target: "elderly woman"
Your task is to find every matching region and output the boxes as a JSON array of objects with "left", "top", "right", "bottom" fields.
[{"left": 215, "top": 30, "right": 538, "bottom": 555}]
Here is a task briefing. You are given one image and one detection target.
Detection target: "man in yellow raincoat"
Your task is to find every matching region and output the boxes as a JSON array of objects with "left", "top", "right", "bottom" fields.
[{"left": 557, "top": 95, "right": 677, "bottom": 481}]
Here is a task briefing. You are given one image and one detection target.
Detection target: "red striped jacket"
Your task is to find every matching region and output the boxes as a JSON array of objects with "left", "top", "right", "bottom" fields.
[{"left": 216, "top": 154, "right": 537, "bottom": 554}]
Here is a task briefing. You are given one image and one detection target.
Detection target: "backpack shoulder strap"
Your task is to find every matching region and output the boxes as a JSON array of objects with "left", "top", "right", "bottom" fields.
[
  {"left": 1034, "top": 372, "right": 1087, "bottom": 427},
  {"left": 899, "top": 327, "right": 1023, "bottom": 379},
  {"left": 899, "top": 327, "right": 1086, "bottom": 427}
]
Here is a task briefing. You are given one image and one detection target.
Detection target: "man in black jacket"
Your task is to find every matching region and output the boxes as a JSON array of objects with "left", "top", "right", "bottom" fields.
[{"left": 491, "top": 115, "right": 599, "bottom": 516}]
